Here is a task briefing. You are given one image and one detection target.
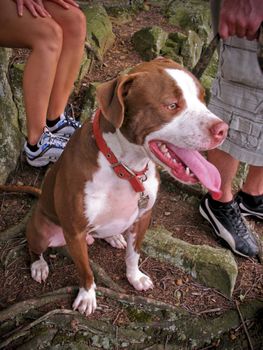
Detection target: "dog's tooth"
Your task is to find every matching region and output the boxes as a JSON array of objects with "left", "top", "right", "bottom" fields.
[
  {"left": 185, "top": 167, "right": 190, "bottom": 175},
  {"left": 166, "top": 152, "right": 171, "bottom": 159},
  {"left": 160, "top": 144, "right": 167, "bottom": 153}
]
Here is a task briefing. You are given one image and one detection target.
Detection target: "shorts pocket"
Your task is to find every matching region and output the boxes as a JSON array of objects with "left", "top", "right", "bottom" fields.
[{"left": 220, "top": 37, "right": 263, "bottom": 89}]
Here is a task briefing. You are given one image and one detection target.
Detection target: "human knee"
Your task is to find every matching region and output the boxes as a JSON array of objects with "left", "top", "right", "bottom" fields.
[
  {"left": 33, "top": 20, "right": 63, "bottom": 56},
  {"left": 62, "top": 9, "right": 87, "bottom": 44}
]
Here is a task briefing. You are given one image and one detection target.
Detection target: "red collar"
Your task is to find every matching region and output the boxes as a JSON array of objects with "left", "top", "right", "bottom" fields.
[{"left": 92, "top": 110, "right": 148, "bottom": 193}]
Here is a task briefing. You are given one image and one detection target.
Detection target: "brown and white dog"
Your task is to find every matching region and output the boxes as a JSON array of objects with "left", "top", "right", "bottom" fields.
[{"left": 26, "top": 58, "right": 228, "bottom": 315}]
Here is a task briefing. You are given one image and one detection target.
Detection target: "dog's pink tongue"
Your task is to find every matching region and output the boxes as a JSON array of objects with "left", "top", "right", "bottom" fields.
[{"left": 170, "top": 146, "right": 222, "bottom": 199}]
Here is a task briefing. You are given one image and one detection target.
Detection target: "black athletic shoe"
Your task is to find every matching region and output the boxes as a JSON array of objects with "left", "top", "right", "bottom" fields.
[
  {"left": 199, "top": 193, "right": 259, "bottom": 257},
  {"left": 235, "top": 191, "right": 263, "bottom": 220}
]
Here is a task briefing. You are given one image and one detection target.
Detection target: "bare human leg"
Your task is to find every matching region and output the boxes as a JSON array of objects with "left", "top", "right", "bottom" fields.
[
  {"left": 43, "top": 1, "right": 87, "bottom": 120},
  {"left": 242, "top": 165, "right": 263, "bottom": 196},
  {"left": 207, "top": 148, "right": 240, "bottom": 202},
  {"left": 0, "top": 0, "right": 63, "bottom": 145}
]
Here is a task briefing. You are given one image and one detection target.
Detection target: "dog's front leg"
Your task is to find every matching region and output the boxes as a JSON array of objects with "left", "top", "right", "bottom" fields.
[
  {"left": 65, "top": 232, "right": 97, "bottom": 316},
  {"left": 125, "top": 210, "right": 153, "bottom": 291}
]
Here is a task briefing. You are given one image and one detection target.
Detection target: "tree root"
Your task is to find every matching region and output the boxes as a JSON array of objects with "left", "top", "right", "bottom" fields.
[
  {"left": 0, "top": 309, "right": 76, "bottom": 350},
  {"left": 0, "top": 208, "right": 33, "bottom": 241},
  {"left": 97, "top": 286, "right": 180, "bottom": 312},
  {"left": 90, "top": 259, "right": 125, "bottom": 293},
  {"left": 0, "top": 285, "right": 178, "bottom": 324},
  {"left": 0, "top": 287, "right": 76, "bottom": 323},
  {"left": 56, "top": 247, "right": 125, "bottom": 293},
  {"left": 235, "top": 301, "right": 254, "bottom": 350}
]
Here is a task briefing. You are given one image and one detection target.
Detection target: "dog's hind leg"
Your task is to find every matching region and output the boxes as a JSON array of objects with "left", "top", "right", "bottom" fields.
[{"left": 125, "top": 210, "right": 153, "bottom": 291}]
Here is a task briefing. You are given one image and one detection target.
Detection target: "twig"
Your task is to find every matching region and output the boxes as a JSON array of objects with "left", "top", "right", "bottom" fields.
[
  {"left": 197, "top": 307, "right": 222, "bottom": 315},
  {"left": 235, "top": 300, "right": 254, "bottom": 350}
]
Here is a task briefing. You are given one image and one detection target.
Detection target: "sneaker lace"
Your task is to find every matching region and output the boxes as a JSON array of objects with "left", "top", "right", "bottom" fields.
[
  {"left": 41, "top": 129, "right": 67, "bottom": 148},
  {"left": 65, "top": 114, "right": 81, "bottom": 128},
  {"left": 64, "top": 104, "right": 81, "bottom": 128},
  {"left": 226, "top": 202, "right": 250, "bottom": 237}
]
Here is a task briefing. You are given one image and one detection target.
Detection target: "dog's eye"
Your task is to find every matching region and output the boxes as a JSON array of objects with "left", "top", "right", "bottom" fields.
[{"left": 167, "top": 103, "right": 177, "bottom": 110}]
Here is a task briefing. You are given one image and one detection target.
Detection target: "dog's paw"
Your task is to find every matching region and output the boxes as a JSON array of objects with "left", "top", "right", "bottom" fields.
[
  {"left": 86, "top": 233, "right": 95, "bottom": 246},
  {"left": 31, "top": 255, "right": 49, "bottom": 283},
  {"left": 127, "top": 271, "right": 154, "bottom": 291},
  {"left": 72, "top": 284, "right": 97, "bottom": 316},
  {"left": 104, "top": 234, "right": 127, "bottom": 249}
]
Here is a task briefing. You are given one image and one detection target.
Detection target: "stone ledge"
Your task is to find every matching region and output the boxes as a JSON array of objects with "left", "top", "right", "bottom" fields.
[{"left": 142, "top": 227, "right": 238, "bottom": 297}]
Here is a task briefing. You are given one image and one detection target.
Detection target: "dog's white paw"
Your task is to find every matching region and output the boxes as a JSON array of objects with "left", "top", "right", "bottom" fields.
[
  {"left": 72, "top": 285, "right": 97, "bottom": 316},
  {"left": 104, "top": 234, "right": 127, "bottom": 249},
  {"left": 127, "top": 271, "right": 154, "bottom": 291},
  {"left": 86, "top": 233, "right": 95, "bottom": 246},
  {"left": 31, "top": 255, "right": 49, "bottom": 283}
]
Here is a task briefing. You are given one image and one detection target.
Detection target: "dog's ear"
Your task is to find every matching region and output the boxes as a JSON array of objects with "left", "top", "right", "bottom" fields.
[{"left": 96, "top": 74, "right": 138, "bottom": 129}]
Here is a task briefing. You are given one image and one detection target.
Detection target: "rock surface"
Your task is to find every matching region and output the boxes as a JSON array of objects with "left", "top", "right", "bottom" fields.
[
  {"left": 0, "top": 48, "right": 23, "bottom": 184},
  {"left": 143, "top": 227, "right": 238, "bottom": 297}
]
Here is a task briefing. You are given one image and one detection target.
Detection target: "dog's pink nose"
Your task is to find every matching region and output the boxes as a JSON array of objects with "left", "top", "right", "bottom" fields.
[{"left": 210, "top": 121, "right": 228, "bottom": 142}]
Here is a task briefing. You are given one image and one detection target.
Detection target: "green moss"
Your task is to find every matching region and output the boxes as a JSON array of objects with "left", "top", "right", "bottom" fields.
[
  {"left": 127, "top": 306, "right": 153, "bottom": 323},
  {"left": 132, "top": 26, "right": 168, "bottom": 61}
]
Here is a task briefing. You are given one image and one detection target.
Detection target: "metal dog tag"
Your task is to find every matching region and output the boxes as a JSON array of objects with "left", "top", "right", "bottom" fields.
[{"left": 138, "top": 192, "right": 150, "bottom": 209}]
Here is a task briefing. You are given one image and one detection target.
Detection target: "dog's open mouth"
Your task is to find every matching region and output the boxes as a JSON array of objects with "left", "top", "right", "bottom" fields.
[{"left": 149, "top": 140, "right": 222, "bottom": 199}]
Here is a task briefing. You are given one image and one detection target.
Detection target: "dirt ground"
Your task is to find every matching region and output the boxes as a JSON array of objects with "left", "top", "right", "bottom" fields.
[{"left": 0, "top": 4, "right": 262, "bottom": 349}]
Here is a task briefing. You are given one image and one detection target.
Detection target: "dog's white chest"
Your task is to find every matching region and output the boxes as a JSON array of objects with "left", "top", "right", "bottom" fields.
[{"left": 84, "top": 155, "right": 158, "bottom": 238}]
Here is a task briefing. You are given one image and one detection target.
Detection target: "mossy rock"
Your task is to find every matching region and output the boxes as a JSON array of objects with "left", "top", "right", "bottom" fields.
[
  {"left": 79, "top": 82, "right": 99, "bottom": 123},
  {"left": 143, "top": 227, "right": 238, "bottom": 297},
  {"left": 163, "top": 0, "right": 212, "bottom": 43},
  {"left": 81, "top": 4, "right": 115, "bottom": 61},
  {"left": 132, "top": 26, "right": 168, "bottom": 61},
  {"left": 160, "top": 30, "right": 203, "bottom": 68},
  {"left": 181, "top": 30, "right": 204, "bottom": 69}
]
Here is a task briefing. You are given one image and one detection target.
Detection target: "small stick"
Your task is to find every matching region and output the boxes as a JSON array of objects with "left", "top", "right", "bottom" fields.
[{"left": 235, "top": 300, "right": 254, "bottom": 350}]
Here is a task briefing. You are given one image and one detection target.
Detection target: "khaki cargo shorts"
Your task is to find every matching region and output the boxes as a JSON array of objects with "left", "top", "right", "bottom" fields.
[{"left": 209, "top": 1, "right": 263, "bottom": 166}]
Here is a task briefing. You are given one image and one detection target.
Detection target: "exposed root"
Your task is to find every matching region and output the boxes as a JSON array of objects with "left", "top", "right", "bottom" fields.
[
  {"left": 57, "top": 247, "right": 125, "bottom": 292},
  {"left": 0, "top": 285, "right": 178, "bottom": 324},
  {"left": 235, "top": 301, "right": 254, "bottom": 350},
  {"left": 0, "top": 309, "right": 76, "bottom": 350},
  {"left": 97, "top": 286, "right": 179, "bottom": 312},
  {"left": 91, "top": 259, "right": 125, "bottom": 293},
  {"left": 0, "top": 208, "right": 33, "bottom": 241}
]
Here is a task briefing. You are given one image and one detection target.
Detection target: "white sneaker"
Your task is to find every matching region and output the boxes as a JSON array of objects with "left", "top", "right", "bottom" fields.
[
  {"left": 24, "top": 127, "right": 68, "bottom": 167},
  {"left": 48, "top": 113, "right": 81, "bottom": 138}
]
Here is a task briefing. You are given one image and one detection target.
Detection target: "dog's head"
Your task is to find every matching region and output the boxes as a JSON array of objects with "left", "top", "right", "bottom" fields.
[{"left": 96, "top": 58, "right": 228, "bottom": 198}]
